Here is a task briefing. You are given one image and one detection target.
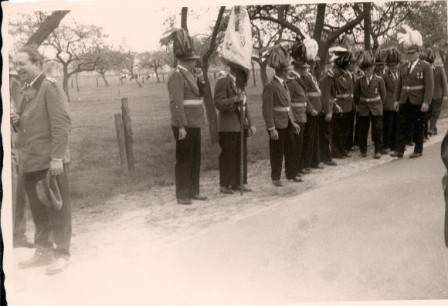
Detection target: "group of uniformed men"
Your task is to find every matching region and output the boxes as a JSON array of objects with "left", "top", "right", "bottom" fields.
[{"left": 168, "top": 26, "right": 447, "bottom": 204}]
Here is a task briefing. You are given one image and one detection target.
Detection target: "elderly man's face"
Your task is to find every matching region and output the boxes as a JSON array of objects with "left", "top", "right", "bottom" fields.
[{"left": 14, "top": 52, "right": 42, "bottom": 84}]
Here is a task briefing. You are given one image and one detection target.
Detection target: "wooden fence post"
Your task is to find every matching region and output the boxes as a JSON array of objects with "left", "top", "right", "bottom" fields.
[
  {"left": 114, "top": 114, "right": 128, "bottom": 172},
  {"left": 121, "top": 97, "right": 135, "bottom": 171},
  {"left": 96, "top": 77, "right": 99, "bottom": 87}
]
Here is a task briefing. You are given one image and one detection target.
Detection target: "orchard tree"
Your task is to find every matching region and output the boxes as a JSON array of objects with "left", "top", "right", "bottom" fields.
[
  {"left": 138, "top": 50, "right": 174, "bottom": 83},
  {"left": 95, "top": 46, "right": 126, "bottom": 86},
  {"left": 120, "top": 51, "right": 143, "bottom": 87}
]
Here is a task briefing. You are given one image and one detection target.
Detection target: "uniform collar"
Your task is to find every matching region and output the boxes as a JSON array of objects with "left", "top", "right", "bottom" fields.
[
  {"left": 274, "top": 74, "right": 285, "bottom": 84},
  {"left": 177, "top": 64, "right": 189, "bottom": 72},
  {"left": 291, "top": 70, "right": 301, "bottom": 79},
  {"left": 27, "top": 72, "right": 45, "bottom": 89}
]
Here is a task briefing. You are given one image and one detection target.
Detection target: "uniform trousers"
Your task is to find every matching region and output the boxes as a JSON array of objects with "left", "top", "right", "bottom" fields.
[
  {"left": 24, "top": 164, "right": 71, "bottom": 257},
  {"left": 293, "top": 122, "right": 306, "bottom": 172},
  {"left": 12, "top": 147, "right": 28, "bottom": 241},
  {"left": 172, "top": 126, "right": 201, "bottom": 199},
  {"left": 358, "top": 113, "right": 383, "bottom": 154},
  {"left": 396, "top": 99, "right": 425, "bottom": 154},
  {"left": 219, "top": 132, "right": 248, "bottom": 188},
  {"left": 269, "top": 122, "right": 297, "bottom": 181},
  {"left": 429, "top": 98, "right": 443, "bottom": 133},
  {"left": 345, "top": 109, "right": 356, "bottom": 150},
  {"left": 319, "top": 115, "right": 333, "bottom": 163},
  {"left": 302, "top": 115, "right": 320, "bottom": 168},
  {"left": 331, "top": 112, "right": 351, "bottom": 158},
  {"left": 353, "top": 112, "right": 361, "bottom": 147},
  {"left": 383, "top": 110, "right": 398, "bottom": 151}
]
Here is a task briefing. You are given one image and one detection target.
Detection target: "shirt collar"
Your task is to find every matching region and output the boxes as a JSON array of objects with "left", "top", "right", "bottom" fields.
[
  {"left": 27, "top": 72, "right": 43, "bottom": 88},
  {"left": 290, "top": 70, "right": 301, "bottom": 78},
  {"left": 228, "top": 73, "right": 236, "bottom": 82},
  {"left": 177, "top": 64, "right": 188, "bottom": 72},
  {"left": 275, "top": 74, "right": 285, "bottom": 84},
  {"left": 409, "top": 59, "right": 419, "bottom": 67}
]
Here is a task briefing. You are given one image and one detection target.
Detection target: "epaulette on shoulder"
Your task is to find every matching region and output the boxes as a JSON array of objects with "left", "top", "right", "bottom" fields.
[{"left": 46, "top": 77, "right": 57, "bottom": 84}]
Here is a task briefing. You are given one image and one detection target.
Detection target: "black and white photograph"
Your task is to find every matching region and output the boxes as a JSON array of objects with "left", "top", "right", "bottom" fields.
[{"left": 2, "top": 0, "right": 448, "bottom": 305}]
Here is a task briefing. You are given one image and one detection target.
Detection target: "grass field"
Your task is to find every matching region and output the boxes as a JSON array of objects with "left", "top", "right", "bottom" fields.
[{"left": 60, "top": 71, "right": 276, "bottom": 209}]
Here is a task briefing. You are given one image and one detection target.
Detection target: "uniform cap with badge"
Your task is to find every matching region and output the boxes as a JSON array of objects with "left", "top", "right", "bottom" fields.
[
  {"left": 329, "top": 46, "right": 354, "bottom": 70},
  {"left": 359, "top": 50, "right": 376, "bottom": 69},
  {"left": 385, "top": 47, "right": 402, "bottom": 65},
  {"left": 290, "top": 34, "right": 319, "bottom": 68}
]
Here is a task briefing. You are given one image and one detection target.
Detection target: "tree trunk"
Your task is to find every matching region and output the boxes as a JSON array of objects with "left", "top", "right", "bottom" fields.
[
  {"left": 75, "top": 72, "right": 80, "bottom": 92},
  {"left": 155, "top": 67, "right": 161, "bottom": 83},
  {"left": 201, "top": 64, "right": 219, "bottom": 144},
  {"left": 316, "top": 42, "right": 330, "bottom": 79},
  {"left": 259, "top": 61, "right": 269, "bottom": 87},
  {"left": 252, "top": 61, "right": 257, "bottom": 87},
  {"left": 101, "top": 72, "right": 109, "bottom": 86},
  {"left": 313, "top": 4, "right": 326, "bottom": 42},
  {"left": 181, "top": 7, "right": 189, "bottom": 32},
  {"left": 25, "top": 10, "right": 70, "bottom": 47},
  {"left": 134, "top": 77, "right": 143, "bottom": 88},
  {"left": 62, "top": 66, "right": 70, "bottom": 102},
  {"left": 363, "top": 2, "right": 372, "bottom": 50}
]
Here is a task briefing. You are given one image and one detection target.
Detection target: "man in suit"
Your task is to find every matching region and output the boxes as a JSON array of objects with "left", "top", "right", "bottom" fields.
[
  {"left": 262, "top": 46, "right": 301, "bottom": 187},
  {"left": 382, "top": 48, "right": 401, "bottom": 153},
  {"left": 354, "top": 51, "right": 387, "bottom": 159},
  {"left": 391, "top": 31, "right": 434, "bottom": 159},
  {"left": 441, "top": 131, "right": 448, "bottom": 247},
  {"left": 13, "top": 47, "right": 72, "bottom": 275},
  {"left": 214, "top": 63, "right": 256, "bottom": 194},
  {"left": 320, "top": 48, "right": 355, "bottom": 160},
  {"left": 423, "top": 48, "right": 448, "bottom": 136},
  {"left": 167, "top": 41, "right": 207, "bottom": 205}
]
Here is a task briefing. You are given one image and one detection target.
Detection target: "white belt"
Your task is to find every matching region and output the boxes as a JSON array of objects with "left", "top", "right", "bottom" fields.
[
  {"left": 336, "top": 94, "right": 354, "bottom": 99},
  {"left": 306, "top": 92, "right": 321, "bottom": 98},
  {"left": 183, "top": 99, "right": 203, "bottom": 106},
  {"left": 403, "top": 85, "right": 424, "bottom": 91},
  {"left": 274, "top": 106, "right": 291, "bottom": 112},
  {"left": 291, "top": 102, "right": 307, "bottom": 108},
  {"left": 360, "top": 96, "right": 381, "bottom": 103}
]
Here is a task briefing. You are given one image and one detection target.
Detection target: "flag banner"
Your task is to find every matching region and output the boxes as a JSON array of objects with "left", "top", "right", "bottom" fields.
[{"left": 222, "top": 6, "right": 253, "bottom": 70}]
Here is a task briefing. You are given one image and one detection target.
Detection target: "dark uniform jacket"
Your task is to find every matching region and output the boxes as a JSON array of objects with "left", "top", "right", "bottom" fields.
[
  {"left": 320, "top": 66, "right": 354, "bottom": 114},
  {"left": 262, "top": 77, "right": 295, "bottom": 130},
  {"left": 214, "top": 74, "right": 252, "bottom": 132},
  {"left": 394, "top": 59, "right": 434, "bottom": 106},
  {"left": 168, "top": 66, "right": 204, "bottom": 128},
  {"left": 300, "top": 71, "right": 322, "bottom": 114},
  {"left": 354, "top": 74, "right": 386, "bottom": 116},
  {"left": 382, "top": 70, "right": 399, "bottom": 111},
  {"left": 16, "top": 73, "right": 71, "bottom": 173},
  {"left": 286, "top": 71, "right": 315, "bottom": 123},
  {"left": 433, "top": 65, "right": 448, "bottom": 100}
]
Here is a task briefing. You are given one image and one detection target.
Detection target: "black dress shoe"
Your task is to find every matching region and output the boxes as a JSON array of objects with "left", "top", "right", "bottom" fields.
[
  {"left": 46, "top": 256, "right": 69, "bottom": 276},
  {"left": 19, "top": 248, "right": 54, "bottom": 269},
  {"left": 324, "top": 160, "right": 337, "bottom": 166},
  {"left": 360, "top": 152, "right": 368, "bottom": 158},
  {"left": 343, "top": 152, "right": 352, "bottom": 158},
  {"left": 300, "top": 168, "right": 312, "bottom": 174},
  {"left": 312, "top": 165, "right": 324, "bottom": 170},
  {"left": 289, "top": 176, "right": 303, "bottom": 183},
  {"left": 177, "top": 198, "right": 192, "bottom": 205},
  {"left": 272, "top": 180, "right": 283, "bottom": 187},
  {"left": 220, "top": 186, "right": 234, "bottom": 194},
  {"left": 407, "top": 142, "right": 415, "bottom": 146},
  {"left": 381, "top": 149, "right": 390, "bottom": 155},
  {"left": 232, "top": 185, "right": 253, "bottom": 192},
  {"left": 390, "top": 151, "right": 403, "bottom": 158},
  {"left": 374, "top": 152, "right": 381, "bottom": 159},
  {"left": 191, "top": 194, "right": 207, "bottom": 200},
  {"left": 409, "top": 152, "right": 422, "bottom": 158}
]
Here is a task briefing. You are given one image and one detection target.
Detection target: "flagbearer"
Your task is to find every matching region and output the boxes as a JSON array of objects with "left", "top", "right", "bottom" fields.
[
  {"left": 382, "top": 48, "right": 402, "bottom": 153},
  {"left": 391, "top": 25, "right": 434, "bottom": 159},
  {"left": 214, "top": 63, "right": 255, "bottom": 194},
  {"left": 289, "top": 36, "right": 322, "bottom": 173},
  {"left": 262, "top": 45, "right": 302, "bottom": 187},
  {"left": 354, "top": 50, "right": 386, "bottom": 158},
  {"left": 163, "top": 29, "right": 207, "bottom": 204}
]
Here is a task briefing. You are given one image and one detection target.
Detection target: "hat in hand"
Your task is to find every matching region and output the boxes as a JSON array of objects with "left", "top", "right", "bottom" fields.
[{"left": 35, "top": 171, "right": 63, "bottom": 210}]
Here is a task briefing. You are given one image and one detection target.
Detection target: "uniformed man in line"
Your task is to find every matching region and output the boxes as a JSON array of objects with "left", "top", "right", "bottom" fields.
[
  {"left": 350, "top": 51, "right": 365, "bottom": 151},
  {"left": 320, "top": 47, "right": 355, "bottom": 160},
  {"left": 214, "top": 62, "right": 256, "bottom": 194},
  {"left": 290, "top": 38, "right": 322, "bottom": 173},
  {"left": 166, "top": 30, "right": 207, "bottom": 204},
  {"left": 421, "top": 48, "right": 448, "bottom": 137},
  {"left": 374, "top": 48, "right": 388, "bottom": 76},
  {"left": 262, "top": 45, "right": 302, "bottom": 187},
  {"left": 382, "top": 48, "right": 402, "bottom": 153},
  {"left": 13, "top": 47, "right": 72, "bottom": 275},
  {"left": 441, "top": 130, "right": 448, "bottom": 247},
  {"left": 354, "top": 50, "right": 387, "bottom": 159},
  {"left": 10, "top": 61, "right": 33, "bottom": 249},
  {"left": 391, "top": 26, "right": 434, "bottom": 159}
]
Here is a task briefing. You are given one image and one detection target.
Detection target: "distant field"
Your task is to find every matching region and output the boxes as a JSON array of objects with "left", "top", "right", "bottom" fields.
[{"left": 58, "top": 70, "right": 276, "bottom": 208}]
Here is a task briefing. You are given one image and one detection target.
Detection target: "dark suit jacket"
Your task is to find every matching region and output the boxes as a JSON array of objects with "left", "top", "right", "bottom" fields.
[
  {"left": 382, "top": 70, "right": 399, "bottom": 111},
  {"left": 214, "top": 75, "right": 252, "bottom": 132},
  {"left": 354, "top": 75, "right": 386, "bottom": 116},
  {"left": 167, "top": 67, "right": 204, "bottom": 128},
  {"left": 17, "top": 73, "right": 71, "bottom": 173},
  {"left": 319, "top": 66, "right": 354, "bottom": 114},
  {"left": 433, "top": 66, "right": 448, "bottom": 100},
  {"left": 442, "top": 131, "right": 448, "bottom": 247},
  {"left": 286, "top": 73, "right": 314, "bottom": 123},
  {"left": 394, "top": 59, "right": 434, "bottom": 105},
  {"left": 301, "top": 71, "right": 322, "bottom": 113},
  {"left": 262, "top": 77, "right": 295, "bottom": 130}
]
